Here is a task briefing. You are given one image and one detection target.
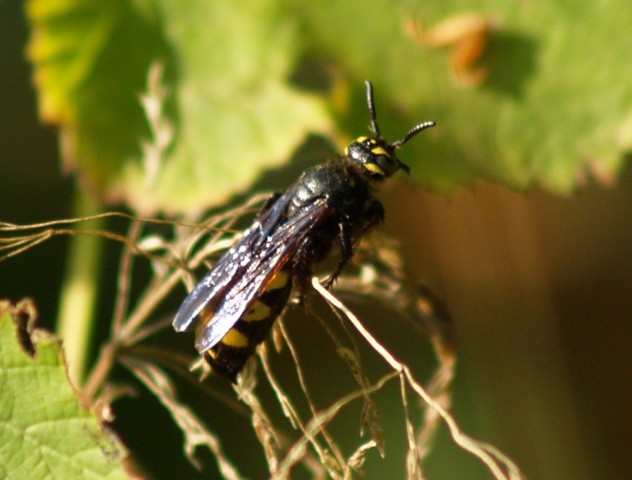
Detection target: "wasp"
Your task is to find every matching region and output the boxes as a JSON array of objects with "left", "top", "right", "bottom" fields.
[{"left": 173, "top": 81, "right": 435, "bottom": 382}]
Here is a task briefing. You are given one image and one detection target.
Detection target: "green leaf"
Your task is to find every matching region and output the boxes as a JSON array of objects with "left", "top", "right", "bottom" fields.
[
  {"left": 27, "top": 0, "right": 632, "bottom": 206},
  {"left": 0, "top": 302, "right": 130, "bottom": 480},
  {"left": 301, "top": 0, "right": 632, "bottom": 193},
  {"left": 26, "top": 0, "right": 330, "bottom": 213}
]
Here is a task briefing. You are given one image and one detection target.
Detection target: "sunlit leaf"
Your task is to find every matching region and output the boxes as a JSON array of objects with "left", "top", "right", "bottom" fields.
[
  {"left": 302, "top": 0, "right": 632, "bottom": 193},
  {"left": 26, "top": 0, "right": 330, "bottom": 213},
  {"left": 0, "top": 302, "right": 131, "bottom": 479},
  {"left": 26, "top": 0, "right": 632, "bottom": 212}
]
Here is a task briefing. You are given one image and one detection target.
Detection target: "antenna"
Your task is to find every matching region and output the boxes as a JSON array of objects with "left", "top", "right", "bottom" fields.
[
  {"left": 391, "top": 121, "right": 435, "bottom": 149},
  {"left": 365, "top": 80, "right": 381, "bottom": 138},
  {"left": 365, "top": 80, "right": 435, "bottom": 148}
]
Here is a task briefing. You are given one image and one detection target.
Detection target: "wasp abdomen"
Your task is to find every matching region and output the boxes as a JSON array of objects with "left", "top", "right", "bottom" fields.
[{"left": 203, "top": 269, "right": 293, "bottom": 382}]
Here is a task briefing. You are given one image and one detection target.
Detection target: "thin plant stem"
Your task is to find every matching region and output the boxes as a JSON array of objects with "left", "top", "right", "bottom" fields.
[{"left": 56, "top": 192, "right": 104, "bottom": 386}]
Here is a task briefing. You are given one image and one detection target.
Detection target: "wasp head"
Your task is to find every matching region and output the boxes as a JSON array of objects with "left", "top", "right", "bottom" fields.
[
  {"left": 345, "top": 81, "right": 435, "bottom": 181},
  {"left": 345, "top": 136, "right": 408, "bottom": 179}
]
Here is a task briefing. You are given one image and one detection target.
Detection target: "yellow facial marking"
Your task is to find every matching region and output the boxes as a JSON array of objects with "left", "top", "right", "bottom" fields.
[
  {"left": 243, "top": 301, "right": 271, "bottom": 322},
  {"left": 267, "top": 270, "right": 289, "bottom": 291},
  {"left": 221, "top": 328, "right": 249, "bottom": 348},
  {"left": 363, "top": 162, "right": 386, "bottom": 176},
  {"left": 206, "top": 349, "right": 217, "bottom": 359},
  {"left": 371, "top": 146, "right": 388, "bottom": 156}
]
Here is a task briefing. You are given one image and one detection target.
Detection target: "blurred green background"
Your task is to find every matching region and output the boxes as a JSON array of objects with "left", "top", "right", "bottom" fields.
[{"left": 2, "top": 1, "right": 632, "bottom": 479}]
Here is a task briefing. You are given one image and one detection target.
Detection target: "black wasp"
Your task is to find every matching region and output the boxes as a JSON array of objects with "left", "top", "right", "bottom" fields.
[{"left": 173, "top": 81, "right": 435, "bottom": 382}]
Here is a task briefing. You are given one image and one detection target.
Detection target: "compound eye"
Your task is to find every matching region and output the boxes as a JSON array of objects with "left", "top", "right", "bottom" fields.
[
  {"left": 362, "top": 154, "right": 392, "bottom": 177},
  {"left": 377, "top": 154, "right": 399, "bottom": 175},
  {"left": 365, "top": 152, "right": 399, "bottom": 178}
]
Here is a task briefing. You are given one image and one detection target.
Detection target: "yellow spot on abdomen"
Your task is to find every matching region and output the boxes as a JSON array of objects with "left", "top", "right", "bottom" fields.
[
  {"left": 221, "top": 328, "right": 249, "bottom": 348},
  {"left": 267, "top": 270, "right": 290, "bottom": 291},
  {"left": 243, "top": 301, "right": 271, "bottom": 322}
]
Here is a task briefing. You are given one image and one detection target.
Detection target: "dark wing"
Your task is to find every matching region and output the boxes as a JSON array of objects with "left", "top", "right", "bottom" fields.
[
  {"left": 195, "top": 196, "right": 333, "bottom": 352},
  {"left": 173, "top": 191, "right": 294, "bottom": 334}
]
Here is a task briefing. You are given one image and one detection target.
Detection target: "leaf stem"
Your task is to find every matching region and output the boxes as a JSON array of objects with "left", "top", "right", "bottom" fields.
[{"left": 56, "top": 192, "right": 104, "bottom": 386}]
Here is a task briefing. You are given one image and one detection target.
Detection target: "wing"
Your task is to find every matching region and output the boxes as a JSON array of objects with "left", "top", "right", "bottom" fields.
[
  {"left": 172, "top": 191, "right": 294, "bottom": 334},
  {"left": 194, "top": 196, "right": 333, "bottom": 352}
]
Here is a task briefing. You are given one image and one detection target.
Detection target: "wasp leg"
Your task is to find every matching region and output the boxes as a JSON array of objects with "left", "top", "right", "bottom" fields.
[
  {"left": 325, "top": 200, "right": 385, "bottom": 288},
  {"left": 322, "top": 217, "right": 353, "bottom": 288},
  {"left": 364, "top": 199, "right": 385, "bottom": 230},
  {"left": 292, "top": 249, "right": 313, "bottom": 305}
]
